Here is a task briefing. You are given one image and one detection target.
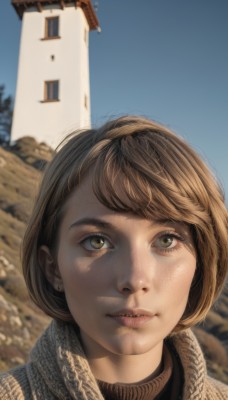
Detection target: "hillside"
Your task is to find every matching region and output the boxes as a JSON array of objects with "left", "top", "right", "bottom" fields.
[
  {"left": 0, "top": 138, "right": 227, "bottom": 383},
  {"left": 0, "top": 137, "right": 53, "bottom": 371}
]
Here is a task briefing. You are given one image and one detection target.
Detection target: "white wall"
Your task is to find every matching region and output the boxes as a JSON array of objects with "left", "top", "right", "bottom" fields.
[{"left": 11, "top": 5, "right": 90, "bottom": 148}]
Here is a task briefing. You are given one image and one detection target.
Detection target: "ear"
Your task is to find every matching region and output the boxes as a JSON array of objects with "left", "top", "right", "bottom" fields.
[{"left": 39, "top": 245, "right": 64, "bottom": 292}]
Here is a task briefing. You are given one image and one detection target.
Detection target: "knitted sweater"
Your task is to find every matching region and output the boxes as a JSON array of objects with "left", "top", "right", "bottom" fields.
[{"left": 0, "top": 320, "right": 227, "bottom": 400}]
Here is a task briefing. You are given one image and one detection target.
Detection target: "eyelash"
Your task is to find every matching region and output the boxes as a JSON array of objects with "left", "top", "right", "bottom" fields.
[
  {"left": 80, "top": 231, "right": 185, "bottom": 255},
  {"left": 80, "top": 233, "right": 113, "bottom": 253},
  {"left": 153, "top": 232, "right": 185, "bottom": 254}
]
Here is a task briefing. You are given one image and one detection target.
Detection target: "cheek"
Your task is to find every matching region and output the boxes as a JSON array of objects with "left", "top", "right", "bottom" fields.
[
  {"left": 57, "top": 247, "right": 111, "bottom": 296},
  {"left": 166, "top": 255, "right": 196, "bottom": 305},
  {"left": 157, "top": 251, "right": 196, "bottom": 300}
]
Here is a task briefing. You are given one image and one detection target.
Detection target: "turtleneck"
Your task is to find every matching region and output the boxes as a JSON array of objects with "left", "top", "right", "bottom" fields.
[{"left": 98, "top": 342, "right": 183, "bottom": 400}]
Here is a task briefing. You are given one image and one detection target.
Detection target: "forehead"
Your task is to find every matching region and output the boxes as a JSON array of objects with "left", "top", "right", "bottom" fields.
[
  {"left": 61, "top": 176, "right": 121, "bottom": 222},
  {"left": 60, "top": 176, "right": 189, "bottom": 230},
  {"left": 61, "top": 163, "right": 185, "bottom": 224}
]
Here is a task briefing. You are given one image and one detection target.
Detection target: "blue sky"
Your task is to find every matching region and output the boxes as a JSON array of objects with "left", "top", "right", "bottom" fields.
[{"left": 1, "top": 0, "right": 228, "bottom": 196}]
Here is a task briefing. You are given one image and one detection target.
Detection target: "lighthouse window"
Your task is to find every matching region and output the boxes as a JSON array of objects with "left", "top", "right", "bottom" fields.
[
  {"left": 45, "top": 17, "right": 59, "bottom": 38},
  {"left": 44, "top": 81, "right": 59, "bottom": 101}
]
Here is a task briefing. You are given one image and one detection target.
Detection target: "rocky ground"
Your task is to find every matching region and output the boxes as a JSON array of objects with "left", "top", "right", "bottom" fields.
[
  {"left": 0, "top": 137, "right": 227, "bottom": 383},
  {"left": 0, "top": 138, "right": 52, "bottom": 371}
]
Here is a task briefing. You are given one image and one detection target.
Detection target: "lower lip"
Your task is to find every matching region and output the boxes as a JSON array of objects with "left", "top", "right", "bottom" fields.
[{"left": 108, "top": 315, "right": 153, "bottom": 328}]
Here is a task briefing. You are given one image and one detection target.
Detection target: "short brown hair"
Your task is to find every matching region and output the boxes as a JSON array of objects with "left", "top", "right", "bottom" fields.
[{"left": 22, "top": 116, "right": 228, "bottom": 331}]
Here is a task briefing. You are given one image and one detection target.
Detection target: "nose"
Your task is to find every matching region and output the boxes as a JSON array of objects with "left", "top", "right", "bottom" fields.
[{"left": 116, "top": 246, "right": 152, "bottom": 295}]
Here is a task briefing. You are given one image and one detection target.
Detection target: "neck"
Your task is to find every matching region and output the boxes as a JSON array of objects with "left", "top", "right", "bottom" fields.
[{"left": 84, "top": 342, "right": 163, "bottom": 384}]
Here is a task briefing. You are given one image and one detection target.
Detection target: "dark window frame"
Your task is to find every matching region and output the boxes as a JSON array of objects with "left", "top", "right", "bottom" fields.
[
  {"left": 45, "top": 16, "right": 60, "bottom": 39},
  {"left": 44, "top": 80, "right": 60, "bottom": 102}
]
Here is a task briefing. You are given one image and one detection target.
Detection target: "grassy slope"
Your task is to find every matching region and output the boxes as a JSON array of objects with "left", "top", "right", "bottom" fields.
[{"left": 0, "top": 138, "right": 227, "bottom": 383}]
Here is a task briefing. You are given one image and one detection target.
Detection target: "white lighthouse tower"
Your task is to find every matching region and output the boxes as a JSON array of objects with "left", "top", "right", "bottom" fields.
[{"left": 11, "top": 0, "right": 99, "bottom": 148}]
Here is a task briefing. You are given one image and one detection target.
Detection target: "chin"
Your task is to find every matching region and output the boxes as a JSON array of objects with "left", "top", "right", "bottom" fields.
[{"left": 105, "top": 332, "right": 163, "bottom": 356}]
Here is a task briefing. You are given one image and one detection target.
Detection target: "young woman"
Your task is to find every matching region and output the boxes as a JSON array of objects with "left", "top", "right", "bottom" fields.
[{"left": 0, "top": 116, "right": 227, "bottom": 399}]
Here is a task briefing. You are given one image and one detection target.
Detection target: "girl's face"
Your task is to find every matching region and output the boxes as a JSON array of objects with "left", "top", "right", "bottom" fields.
[{"left": 54, "top": 177, "right": 196, "bottom": 359}]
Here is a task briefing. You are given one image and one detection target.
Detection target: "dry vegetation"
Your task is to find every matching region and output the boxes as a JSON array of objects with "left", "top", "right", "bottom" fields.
[
  {"left": 0, "top": 138, "right": 227, "bottom": 383},
  {"left": 0, "top": 138, "right": 53, "bottom": 371}
]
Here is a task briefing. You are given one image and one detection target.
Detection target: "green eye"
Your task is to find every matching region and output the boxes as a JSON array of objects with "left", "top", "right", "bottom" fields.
[
  {"left": 81, "top": 235, "right": 112, "bottom": 251},
  {"left": 159, "top": 236, "right": 174, "bottom": 248},
  {"left": 154, "top": 232, "right": 184, "bottom": 253},
  {"left": 90, "top": 236, "right": 105, "bottom": 249}
]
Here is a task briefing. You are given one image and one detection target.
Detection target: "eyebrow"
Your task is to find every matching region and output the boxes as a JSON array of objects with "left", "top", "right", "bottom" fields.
[
  {"left": 68, "top": 217, "right": 184, "bottom": 232},
  {"left": 69, "top": 218, "right": 113, "bottom": 231}
]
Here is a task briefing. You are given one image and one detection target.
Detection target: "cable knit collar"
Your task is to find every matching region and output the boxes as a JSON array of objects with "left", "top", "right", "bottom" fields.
[
  {"left": 27, "top": 320, "right": 208, "bottom": 400},
  {"left": 28, "top": 321, "right": 103, "bottom": 399},
  {"left": 171, "top": 330, "right": 207, "bottom": 399}
]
